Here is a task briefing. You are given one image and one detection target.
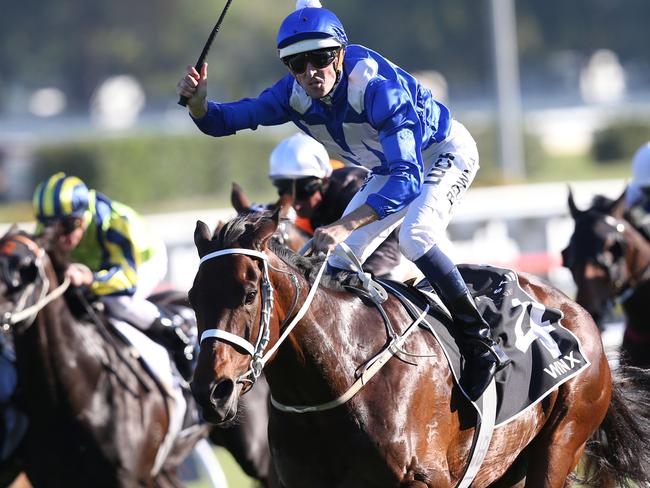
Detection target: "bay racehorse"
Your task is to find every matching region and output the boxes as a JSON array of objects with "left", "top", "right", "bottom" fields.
[
  {"left": 563, "top": 189, "right": 650, "bottom": 368},
  {"left": 0, "top": 229, "right": 208, "bottom": 488},
  {"left": 189, "top": 211, "right": 650, "bottom": 488}
]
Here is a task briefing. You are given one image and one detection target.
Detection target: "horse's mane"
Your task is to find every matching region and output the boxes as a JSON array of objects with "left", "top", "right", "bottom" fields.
[{"left": 214, "top": 213, "right": 347, "bottom": 291}]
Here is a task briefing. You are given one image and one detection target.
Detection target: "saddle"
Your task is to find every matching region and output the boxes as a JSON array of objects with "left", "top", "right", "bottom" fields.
[{"left": 330, "top": 252, "right": 591, "bottom": 424}]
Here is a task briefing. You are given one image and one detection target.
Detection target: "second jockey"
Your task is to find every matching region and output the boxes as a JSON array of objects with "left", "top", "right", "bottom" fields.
[
  {"left": 33, "top": 172, "right": 195, "bottom": 380},
  {"left": 269, "top": 133, "right": 401, "bottom": 278}
]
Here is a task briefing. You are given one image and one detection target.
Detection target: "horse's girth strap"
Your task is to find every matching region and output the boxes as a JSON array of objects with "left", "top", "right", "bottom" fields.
[{"left": 270, "top": 305, "right": 429, "bottom": 413}]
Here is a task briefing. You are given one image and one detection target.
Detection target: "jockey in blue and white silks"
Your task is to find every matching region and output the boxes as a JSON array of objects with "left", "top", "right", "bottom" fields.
[{"left": 177, "top": 0, "right": 511, "bottom": 400}]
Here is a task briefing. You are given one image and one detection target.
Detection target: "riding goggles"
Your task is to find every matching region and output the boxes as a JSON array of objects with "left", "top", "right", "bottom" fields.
[
  {"left": 273, "top": 177, "right": 323, "bottom": 200},
  {"left": 40, "top": 217, "right": 84, "bottom": 235},
  {"left": 282, "top": 47, "right": 341, "bottom": 74}
]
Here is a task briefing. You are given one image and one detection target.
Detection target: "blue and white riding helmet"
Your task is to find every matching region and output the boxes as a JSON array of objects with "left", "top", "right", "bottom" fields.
[{"left": 276, "top": 0, "right": 348, "bottom": 59}]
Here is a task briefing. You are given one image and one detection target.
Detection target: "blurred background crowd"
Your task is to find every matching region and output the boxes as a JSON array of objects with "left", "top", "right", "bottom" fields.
[{"left": 1, "top": 0, "right": 649, "bottom": 212}]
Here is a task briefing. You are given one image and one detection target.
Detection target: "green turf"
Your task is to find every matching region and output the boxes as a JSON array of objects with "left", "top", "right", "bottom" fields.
[{"left": 184, "top": 447, "right": 259, "bottom": 488}]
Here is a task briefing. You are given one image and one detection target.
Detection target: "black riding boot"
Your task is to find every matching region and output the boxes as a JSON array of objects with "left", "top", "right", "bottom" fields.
[
  {"left": 414, "top": 245, "right": 511, "bottom": 401},
  {"left": 148, "top": 315, "right": 195, "bottom": 381},
  {"left": 449, "top": 291, "right": 511, "bottom": 400}
]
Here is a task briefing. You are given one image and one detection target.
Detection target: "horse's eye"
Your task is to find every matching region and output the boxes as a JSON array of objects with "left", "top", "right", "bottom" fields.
[
  {"left": 19, "top": 263, "right": 37, "bottom": 284},
  {"left": 244, "top": 291, "right": 257, "bottom": 305}
]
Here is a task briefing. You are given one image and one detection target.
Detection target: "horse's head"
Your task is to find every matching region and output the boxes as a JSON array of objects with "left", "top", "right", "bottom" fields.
[
  {"left": 189, "top": 211, "right": 282, "bottom": 424},
  {"left": 562, "top": 188, "right": 634, "bottom": 324},
  {"left": 230, "top": 181, "right": 309, "bottom": 252},
  {"left": 0, "top": 229, "right": 45, "bottom": 315}
]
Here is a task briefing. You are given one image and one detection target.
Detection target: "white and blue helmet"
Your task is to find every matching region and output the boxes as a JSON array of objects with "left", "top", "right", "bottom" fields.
[{"left": 277, "top": 0, "right": 348, "bottom": 59}]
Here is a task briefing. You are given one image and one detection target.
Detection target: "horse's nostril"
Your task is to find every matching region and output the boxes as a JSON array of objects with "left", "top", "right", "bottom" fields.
[{"left": 210, "top": 379, "right": 234, "bottom": 405}]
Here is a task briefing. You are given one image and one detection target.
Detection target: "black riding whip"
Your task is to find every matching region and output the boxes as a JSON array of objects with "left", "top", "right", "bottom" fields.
[{"left": 178, "top": 0, "right": 234, "bottom": 107}]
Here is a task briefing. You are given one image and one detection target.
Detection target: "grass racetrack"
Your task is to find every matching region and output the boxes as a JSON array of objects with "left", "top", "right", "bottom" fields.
[{"left": 184, "top": 446, "right": 258, "bottom": 488}]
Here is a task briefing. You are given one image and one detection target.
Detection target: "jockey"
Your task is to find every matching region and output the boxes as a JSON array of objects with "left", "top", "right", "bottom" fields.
[
  {"left": 177, "top": 0, "right": 510, "bottom": 399},
  {"left": 32, "top": 172, "right": 194, "bottom": 380},
  {"left": 269, "top": 133, "right": 401, "bottom": 278},
  {"left": 625, "top": 141, "right": 650, "bottom": 240}
]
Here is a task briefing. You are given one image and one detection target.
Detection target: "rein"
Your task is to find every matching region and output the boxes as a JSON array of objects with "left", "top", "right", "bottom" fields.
[
  {"left": 270, "top": 306, "right": 429, "bottom": 413},
  {"left": 7, "top": 276, "right": 70, "bottom": 327},
  {"left": 199, "top": 247, "right": 329, "bottom": 388}
]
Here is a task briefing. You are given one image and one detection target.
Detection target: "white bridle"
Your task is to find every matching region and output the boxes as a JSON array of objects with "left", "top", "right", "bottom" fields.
[{"left": 198, "top": 247, "right": 328, "bottom": 386}]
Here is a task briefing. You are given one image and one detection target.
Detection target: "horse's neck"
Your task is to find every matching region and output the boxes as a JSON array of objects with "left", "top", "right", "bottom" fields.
[
  {"left": 266, "top": 260, "right": 377, "bottom": 402},
  {"left": 16, "top": 265, "right": 95, "bottom": 407}
]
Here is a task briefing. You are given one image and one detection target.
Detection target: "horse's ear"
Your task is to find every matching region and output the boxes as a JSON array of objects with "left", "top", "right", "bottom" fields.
[
  {"left": 609, "top": 187, "right": 627, "bottom": 219},
  {"left": 254, "top": 209, "right": 280, "bottom": 250},
  {"left": 194, "top": 221, "right": 213, "bottom": 257},
  {"left": 567, "top": 186, "right": 581, "bottom": 219},
  {"left": 231, "top": 182, "right": 252, "bottom": 213}
]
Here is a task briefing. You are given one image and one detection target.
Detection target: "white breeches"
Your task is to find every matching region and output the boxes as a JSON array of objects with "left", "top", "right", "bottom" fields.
[
  {"left": 102, "top": 239, "right": 168, "bottom": 330},
  {"left": 328, "top": 120, "right": 479, "bottom": 269}
]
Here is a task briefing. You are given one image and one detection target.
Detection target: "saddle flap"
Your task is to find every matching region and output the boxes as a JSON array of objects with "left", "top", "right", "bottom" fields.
[{"left": 381, "top": 265, "right": 591, "bottom": 426}]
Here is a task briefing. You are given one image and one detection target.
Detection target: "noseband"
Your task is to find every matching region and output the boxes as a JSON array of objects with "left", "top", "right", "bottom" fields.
[{"left": 198, "top": 247, "right": 328, "bottom": 389}]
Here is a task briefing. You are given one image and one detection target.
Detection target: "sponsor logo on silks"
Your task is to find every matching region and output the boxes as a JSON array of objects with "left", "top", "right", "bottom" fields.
[
  {"left": 425, "top": 152, "right": 454, "bottom": 186},
  {"left": 543, "top": 351, "right": 582, "bottom": 379},
  {"left": 446, "top": 169, "right": 471, "bottom": 206}
]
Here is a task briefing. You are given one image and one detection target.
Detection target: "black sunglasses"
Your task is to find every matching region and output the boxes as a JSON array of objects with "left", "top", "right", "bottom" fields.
[
  {"left": 282, "top": 47, "right": 341, "bottom": 74},
  {"left": 41, "top": 217, "right": 83, "bottom": 235},
  {"left": 273, "top": 178, "right": 323, "bottom": 200}
]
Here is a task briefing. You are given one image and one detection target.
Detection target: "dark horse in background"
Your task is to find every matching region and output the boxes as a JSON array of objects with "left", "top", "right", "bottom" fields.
[
  {"left": 189, "top": 211, "right": 650, "bottom": 488},
  {"left": 563, "top": 189, "right": 650, "bottom": 368},
  {"left": 0, "top": 229, "right": 207, "bottom": 487}
]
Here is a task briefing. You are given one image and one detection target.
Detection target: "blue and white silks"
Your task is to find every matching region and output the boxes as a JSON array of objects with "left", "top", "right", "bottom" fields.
[{"left": 192, "top": 44, "right": 452, "bottom": 221}]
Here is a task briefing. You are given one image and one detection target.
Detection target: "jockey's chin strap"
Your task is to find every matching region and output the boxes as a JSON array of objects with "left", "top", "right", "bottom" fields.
[
  {"left": 2, "top": 241, "right": 70, "bottom": 332},
  {"left": 198, "top": 248, "right": 329, "bottom": 389}
]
